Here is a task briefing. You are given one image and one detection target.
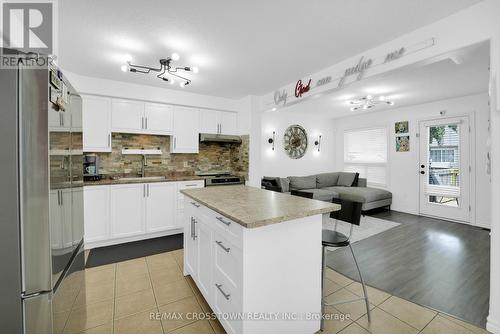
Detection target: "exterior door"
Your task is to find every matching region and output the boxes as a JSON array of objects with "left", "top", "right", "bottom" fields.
[{"left": 419, "top": 116, "right": 470, "bottom": 222}]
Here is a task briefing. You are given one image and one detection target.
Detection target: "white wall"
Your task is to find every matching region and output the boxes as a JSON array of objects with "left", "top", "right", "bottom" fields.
[
  {"left": 333, "top": 93, "right": 490, "bottom": 227},
  {"left": 261, "top": 112, "right": 335, "bottom": 177}
]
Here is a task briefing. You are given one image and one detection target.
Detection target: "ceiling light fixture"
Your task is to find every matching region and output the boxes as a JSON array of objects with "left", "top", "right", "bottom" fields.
[
  {"left": 349, "top": 95, "right": 394, "bottom": 111},
  {"left": 124, "top": 54, "right": 196, "bottom": 86}
]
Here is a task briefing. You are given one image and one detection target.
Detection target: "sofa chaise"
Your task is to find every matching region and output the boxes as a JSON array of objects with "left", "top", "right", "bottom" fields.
[{"left": 261, "top": 172, "right": 392, "bottom": 212}]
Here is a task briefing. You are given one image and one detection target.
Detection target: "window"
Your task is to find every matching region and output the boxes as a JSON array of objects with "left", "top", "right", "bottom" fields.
[{"left": 344, "top": 127, "right": 388, "bottom": 186}]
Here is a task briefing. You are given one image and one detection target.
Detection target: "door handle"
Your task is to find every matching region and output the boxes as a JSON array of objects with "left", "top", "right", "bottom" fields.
[
  {"left": 215, "top": 284, "right": 231, "bottom": 300},
  {"left": 215, "top": 240, "right": 230, "bottom": 253}
]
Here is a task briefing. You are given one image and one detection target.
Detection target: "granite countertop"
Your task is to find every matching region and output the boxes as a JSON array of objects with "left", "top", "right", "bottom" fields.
[
  {"left": 84, "top": 175, "right": 204, "bottom": 186},
  {"left": 181, "top": 185, "right": 340, "bottom": 228}
]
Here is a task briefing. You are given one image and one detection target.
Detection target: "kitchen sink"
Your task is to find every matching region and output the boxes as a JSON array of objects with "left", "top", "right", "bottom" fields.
[{"left": 116, "top": 176, "right": 167, "bottom": 182}]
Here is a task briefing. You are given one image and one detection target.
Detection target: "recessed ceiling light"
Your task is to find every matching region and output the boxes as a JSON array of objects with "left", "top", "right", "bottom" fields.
[
  {"left": 120, "top": 64, "right": 128, "bottom": 72},
  {"left": 271, "top": 107, "right": 277, "bottom": 111},
  {"left": 192, "top": 66, "right": 199, "bottom": 74},
  {"left": 171, "top": 53, "right": 180, "bottom": 61}
]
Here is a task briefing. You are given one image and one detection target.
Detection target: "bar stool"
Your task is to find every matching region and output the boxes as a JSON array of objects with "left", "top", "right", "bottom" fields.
[
  {"left": 289, "top": 191, "right": 371, "bottom": 329},
  {"left": 321, "top": 198, "right": 371, "bottom": 331}
]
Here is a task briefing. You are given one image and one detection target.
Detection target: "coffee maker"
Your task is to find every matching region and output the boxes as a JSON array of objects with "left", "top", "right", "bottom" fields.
[{"left": 83, "top": 154, "right": 101, "bottom": 181}]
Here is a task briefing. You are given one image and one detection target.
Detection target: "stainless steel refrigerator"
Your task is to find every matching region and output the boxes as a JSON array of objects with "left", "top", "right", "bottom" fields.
[{"left": 0, "top": 50, "right": 85, "bottom": 334}]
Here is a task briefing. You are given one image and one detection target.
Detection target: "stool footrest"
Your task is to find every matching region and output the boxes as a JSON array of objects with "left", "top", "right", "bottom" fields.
[{"left": 323, "top": 297, "right": 367, "bottom": 306}]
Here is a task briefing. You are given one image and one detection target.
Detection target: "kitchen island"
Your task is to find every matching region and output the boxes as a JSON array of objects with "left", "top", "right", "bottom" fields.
[{"left": 180, "top": 185, "right": 340, "bottom": 334}]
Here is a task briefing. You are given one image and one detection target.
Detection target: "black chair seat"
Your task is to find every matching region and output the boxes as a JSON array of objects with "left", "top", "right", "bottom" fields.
[{"left": 322, "top": 229, "right": 350, "bottom": 247}]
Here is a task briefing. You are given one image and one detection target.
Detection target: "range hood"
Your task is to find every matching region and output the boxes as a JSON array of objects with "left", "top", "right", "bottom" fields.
[{"left": 200, "top": 133, "right": 242, "bottom": 144}]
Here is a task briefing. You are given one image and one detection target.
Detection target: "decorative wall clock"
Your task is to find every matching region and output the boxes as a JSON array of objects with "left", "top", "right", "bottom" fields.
[{"left": 283, "top": 125, "right": 308, "bottom": 159}]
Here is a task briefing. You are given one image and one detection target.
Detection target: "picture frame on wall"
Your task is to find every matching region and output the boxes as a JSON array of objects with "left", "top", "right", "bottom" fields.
[
  {"left": 396, "top": 135, "right": 410, "bottom": 152},
  {"left": 395, "top": 121, "right": 409, "bottom": 134}
]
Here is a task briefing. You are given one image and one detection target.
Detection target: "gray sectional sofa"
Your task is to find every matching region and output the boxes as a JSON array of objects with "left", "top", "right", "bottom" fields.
[{"left": 262, "top": 172, "right": 392, "bottom": 211}]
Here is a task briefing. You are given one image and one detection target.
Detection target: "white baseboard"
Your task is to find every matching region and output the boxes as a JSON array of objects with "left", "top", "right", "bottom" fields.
[
  {"left": 84, "top": 228, "right": 183, "bottom": 250},
  {"left": 487, "top": 315, "right": 500, "bottom": 334}
]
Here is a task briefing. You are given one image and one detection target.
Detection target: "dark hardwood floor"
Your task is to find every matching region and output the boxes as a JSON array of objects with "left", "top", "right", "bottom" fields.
[{"left": 326, "top": 209, "right": 490, "bottom": 328}]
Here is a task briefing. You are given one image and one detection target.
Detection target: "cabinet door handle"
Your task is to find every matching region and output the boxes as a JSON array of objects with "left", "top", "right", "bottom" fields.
[
  {"left": 57, "top": 190, "right": 61, "bottom": 206},
  {"left": 145, "top": 117, "right": 148, "bottom": 129},
  {"left": 185, "top": 184, "right": 198, "bottom": 188},
  {"left": 190, "top": 202, "right": 200, "bottom": 208},
  {"left": 216, "top": 216, "right": 231, "bottom": 226},
  {"left": 174, "top": 137, "right": 176, "bottom": 149},
  {"left": 108, "top": 134, "right": 111, "bottom": 147},
  {"left": 193, "top": 219, "right": 197, "bottom": 240},
  {"left": 147, "top": 184, "right": 150, "bottom": 197},
  {"left": 141, "top": 117, "right": 144, "bottom": 129},
  {"left": 215, "top": 240, "right": 230, "bottom": 253},
  {"left": 215, "top": 284, "right": 230, "bottom": 300},
  {"left": 190, "top": 217, "right": 194, "bottom": 239},
  {"left": 143, "top": 184, "right": 146, "bottom": 197}
]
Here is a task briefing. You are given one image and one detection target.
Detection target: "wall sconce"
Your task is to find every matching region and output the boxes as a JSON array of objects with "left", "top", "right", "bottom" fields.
[
  {"left": 314, "top": 135, "right": 322, "bottom": 152},
  {"left": 268, "top": 131, "right": 276, "bottom": 151}
]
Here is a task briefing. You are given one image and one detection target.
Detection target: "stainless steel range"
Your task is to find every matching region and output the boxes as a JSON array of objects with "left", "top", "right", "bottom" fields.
[{"left": 197, "top": 172, "right": 245, "bottom": 186}]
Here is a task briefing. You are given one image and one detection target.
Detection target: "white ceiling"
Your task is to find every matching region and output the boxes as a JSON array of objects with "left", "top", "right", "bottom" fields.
[
  {"left": 59, "top": 0, "right": 483, "bottom": 99},
  {"left": 278, "top": 42, "right": 490, "bottom": 119}
]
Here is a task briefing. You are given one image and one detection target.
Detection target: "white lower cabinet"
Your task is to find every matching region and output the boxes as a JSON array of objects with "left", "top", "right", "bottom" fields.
[
  {"left": 196, "top": 221, "right": 212, "bottom": 299},
  {"left": 110, "top": 183, "right": 146, "bottom": 238},
  {"left": 84, "top": 185, "right": 110, "bottom": 243},
  {"left": 84, "top": 181, "right": 204, "bottom": 248},
  {"left": 183, "top": 199, "right": 243, "bottom": 334},
  {"left": 146, "top": 182, "right": 177, "bottom": 233}
]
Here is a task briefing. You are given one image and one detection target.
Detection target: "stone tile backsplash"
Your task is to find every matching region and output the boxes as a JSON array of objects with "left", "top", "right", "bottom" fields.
[{"left": 88, "top": 133, "right": 249, "bottom": 180}]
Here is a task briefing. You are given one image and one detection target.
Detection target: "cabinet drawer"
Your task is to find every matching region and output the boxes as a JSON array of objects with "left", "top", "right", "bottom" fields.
[
  {"left": 177, "top": 180, "right": 205, "bottom": 191},
  {"left": 213, "top": 231, "right": 242, "bottom": 291},
  {"left": 213, "top": 269, "right": 242, "bottom": 334},
  {"left": 205, "top": 208, "right": 243, "bottom": 246}
]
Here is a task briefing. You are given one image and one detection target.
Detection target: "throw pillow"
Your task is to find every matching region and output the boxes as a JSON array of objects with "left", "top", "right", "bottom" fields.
[
  {"left": 288, "top": 175, "right": 317, "bottom": 190},
  {"left": 316, "top": 172, "right": 340, "bottom": 188},
  {"left": 278, "top": 178, "right": 290, "bottom": 192},
  {"left": 337, "top": 172, "right": 359, "bottom": 187}
]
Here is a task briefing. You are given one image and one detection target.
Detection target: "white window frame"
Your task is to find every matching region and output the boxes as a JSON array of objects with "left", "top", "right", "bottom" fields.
[{"left": 343, "top": 126, "right": 389, "bottom": 187}]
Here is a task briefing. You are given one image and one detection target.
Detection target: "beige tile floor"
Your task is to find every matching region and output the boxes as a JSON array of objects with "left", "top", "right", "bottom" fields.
[{"left": 54, "top": 249, "right": 491, "bottom": 334}]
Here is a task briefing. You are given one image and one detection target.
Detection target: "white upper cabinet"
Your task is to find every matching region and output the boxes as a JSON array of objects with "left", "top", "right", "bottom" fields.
[
  {"left": 199, "top": 110, "right": 238, "bottom": 135},
  {"left": 82, "top": 95, "right": 112, "bottom": 152},
  {"left": 144, "top": 103, "right": 173, "bottom": 135},
  {"left": 111, "top": 99, "right": 145, "bottom": 134},
  {"left": 219, "top": 111, "right": 238, "bottom": 135},
  {"left": 171, "top": 106, "right": 199, "bottom": 153},
  {"left": 199, "top": 110, "right": 219, "bottom": 134}
]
